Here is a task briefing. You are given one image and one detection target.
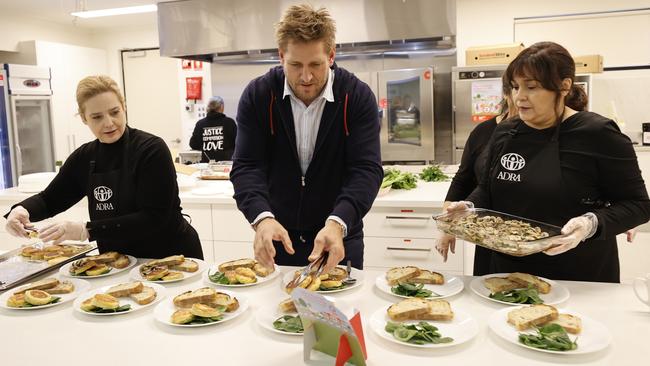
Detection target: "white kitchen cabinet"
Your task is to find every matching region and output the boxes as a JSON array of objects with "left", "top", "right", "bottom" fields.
[
  {"left": 198, "top": 239, "right": 215, "bottom": 264},
  {"left": 211, "top": 205, "right": 254, "bottom": 242},
  {"left": 213, "top": 240, "right": 255, "bottom": 264},
  {"left": 181, "top": 204, "right": 212, "bottom": 240},
  {"left": 363, "top": 207, "right": 441, "bottom": 238}
]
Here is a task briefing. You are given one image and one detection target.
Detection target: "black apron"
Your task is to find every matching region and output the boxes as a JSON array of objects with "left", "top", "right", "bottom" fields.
[
  {"left": 87, "top": 129, "right": 203, "bottom": 259},
  {"left": 487, "top": 120, "right": 619, "bottom": 282}
]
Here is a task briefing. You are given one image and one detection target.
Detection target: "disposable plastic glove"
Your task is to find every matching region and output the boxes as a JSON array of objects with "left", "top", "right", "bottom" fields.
[
  {"left": 544, "top": 213, "right": 598, "bottom": 256},
  {"left": 435, "top": 201, "right": 474, "bottom": 261},
  {"left": 5, "top": 206, "right": 34, "bottom": 237},
  {"left": 38, "top": 221, "right": 89, "bottom": 244}
]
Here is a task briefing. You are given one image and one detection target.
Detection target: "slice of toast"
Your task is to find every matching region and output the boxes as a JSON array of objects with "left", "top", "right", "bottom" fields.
[
  {"left": 484, "top": 277, "right": 521, "bottom": 293},
  {"left": 387, "top": 298, "right": 431, "bottom": 321},
  {"left": 106, "top": 282, "right": 144, "bottom": 298},
  {"left": 211, "top": 292, "right": 239, "bottom": 312},
  {"left": 218, "top": 258, "right": 256, "bottom": 273},
  {"left": 129, "top": 286, "right": 157, "bottom": 305},
  {"left": 546, "top": 313, "right": 582, "bottom": 334},
  {"left": 44, "top": 281, "right": 75, "bottom": 294},
  {"left": 414, "top": 299, "right": 454, "bottom": 321},
  {"left": 170, "top": 259, "right": 199, "bottom": 273},
  {"left": 14, "top": 277, "right": 59, "bottom": 295},
  {"left": 148, "top": 255, "right": 185, "bottom": 267},
  {"left": 506, "top": 273, "right": 551, "bottom": 294},
  {"left": 109, "top": 255, "right": 131, "bottom": 269},
  {"left": 409, "top": 270, "right": 445, "bottom": 285},
  {"left": 278, "top": 298, "right": 297, "bottom": 313},
  {"left": 507, "top": 304, "right": 559, "bottom": 331},
  {"left": 70, "top": 259, "right": 96, "bottom": 275},
  {"left": 89, "top": 251, "right": 121, "bottom": 264},
  {"left": 173, "top": 287, "right": 217, "bottom": 308},
  {"left": 386, "top": 266, "right": 421, "bottom": 286}
]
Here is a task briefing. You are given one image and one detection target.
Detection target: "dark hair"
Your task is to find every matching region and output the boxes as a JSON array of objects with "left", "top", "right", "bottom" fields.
[{"left": 503, "top": 41, "right": 588, "bottom": 114}]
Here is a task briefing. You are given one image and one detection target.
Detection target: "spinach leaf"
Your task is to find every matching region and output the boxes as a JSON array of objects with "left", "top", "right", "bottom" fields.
[
  {"left": 419, "top": 165, "right": 449, "bottom": 182},
  {"left": 518, "top": 323, "right": 578, "bottom": 351},
  {"left": 385, "top": 321, "right": 453, "bottom": 345},
  {"left": 273, "top": 315, "right": 304, "bottom": 333},
  {"left": 208, "top": 271, "right": 232, "bottom": 285},
  {"left": 382, "top": 168, "right": 418, "bottom": 190},
  {"left": 188, "top": 315, "right": 223, "bottom": 324},
  {"left": 87, "top": 304, "right": 132, "bottom": 313},
  {"left": 489, "top": 285, "right": 543, "bottom": 304},
  {"left": 391, "top": 283, "right": 439, "bottom": 298}
]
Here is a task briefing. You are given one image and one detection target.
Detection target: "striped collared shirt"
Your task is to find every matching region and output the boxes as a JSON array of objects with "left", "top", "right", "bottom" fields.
[{"left": 282, "top": 68, "right": 335, "bottom": 175}]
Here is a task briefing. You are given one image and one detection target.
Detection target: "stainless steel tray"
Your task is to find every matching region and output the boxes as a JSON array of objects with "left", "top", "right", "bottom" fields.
[
  {"left": 0, "top": 243, "right": 95, "bottom": 292},
  {"left": 433, "top": 208, "right": 563, "bottom": 256}
]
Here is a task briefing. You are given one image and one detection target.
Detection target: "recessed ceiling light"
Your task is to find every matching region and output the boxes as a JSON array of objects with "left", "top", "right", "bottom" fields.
[{"left": 71, "top": 4, "right": 157, "bottom": 18}]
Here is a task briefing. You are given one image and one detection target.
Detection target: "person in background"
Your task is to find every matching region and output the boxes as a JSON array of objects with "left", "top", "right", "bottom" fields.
[
  {"left": 230, "top": 4, "right": 383, "bottom": 272},
  {"left": 436, "top": 87, "right": 517, "bottom": 275},
  {"left": 442, "top": 41, "right": 650, "bottom": 282},
  {"left": 4, "top": 75, "right": 203, "bottom": 259},
  {"left": 189, "top": 96, "right": 237, "bottom": 163}
]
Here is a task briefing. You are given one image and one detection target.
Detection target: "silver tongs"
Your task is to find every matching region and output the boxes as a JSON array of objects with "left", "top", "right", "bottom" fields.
[{"left": 286, "top": 251, "right": 329, "bottom": 290}]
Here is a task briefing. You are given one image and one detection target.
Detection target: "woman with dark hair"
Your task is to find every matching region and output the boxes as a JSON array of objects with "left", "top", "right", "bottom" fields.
[
  {"left": 442, "top": 42, "right": 650, "bottom": 282},
  {"left": 437, "top": 86, "right": 517, "bottom": 276}
]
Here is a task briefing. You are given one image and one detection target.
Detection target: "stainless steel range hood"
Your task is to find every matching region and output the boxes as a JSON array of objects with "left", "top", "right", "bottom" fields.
[{"left": 158, "top": 0, "right": 456, "bottom": 61}]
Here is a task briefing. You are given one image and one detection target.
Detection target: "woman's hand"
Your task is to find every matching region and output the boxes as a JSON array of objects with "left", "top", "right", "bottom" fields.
[
  {"left": 436, "top": 234, "right": 456, "bottom": 262},
  {"left": 39, "top": 221, "right": 89, "bottom": 244},
  {"left": 5, "top": 206, "right": 33, "bottom": 237},
  {"left": 544, "top": 213, "right": 598, "bottom": 255}
]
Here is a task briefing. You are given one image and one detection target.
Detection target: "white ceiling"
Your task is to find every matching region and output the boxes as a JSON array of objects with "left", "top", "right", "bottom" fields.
[{"left": 0, "top": 0, "right": 172, "bottom": 29}]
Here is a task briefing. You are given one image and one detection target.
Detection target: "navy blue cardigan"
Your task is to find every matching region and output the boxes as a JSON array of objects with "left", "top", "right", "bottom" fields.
[{"left": 231, "top": 64, "right": 383, "bottom": 236}]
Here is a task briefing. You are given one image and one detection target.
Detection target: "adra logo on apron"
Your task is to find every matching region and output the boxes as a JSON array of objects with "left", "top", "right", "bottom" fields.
[
  {"left": 93, "top": 186, "right": 114, "bottom": 211},
  {"left": 497, "top": 153, "right": 525, "bottom": 182}
]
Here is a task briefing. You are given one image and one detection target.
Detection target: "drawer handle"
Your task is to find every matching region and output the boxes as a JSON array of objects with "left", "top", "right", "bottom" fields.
[
  {"left": 385, "top": 216, "right": 431, "bottom": 221},
  {"left": 386, "top": 246, "right": 432, "bottom": 252}
]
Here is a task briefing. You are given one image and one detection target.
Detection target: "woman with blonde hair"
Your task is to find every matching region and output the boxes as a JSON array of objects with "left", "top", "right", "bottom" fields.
[{"left": 4, "top": 75, "right": 203, "bottom": 258}]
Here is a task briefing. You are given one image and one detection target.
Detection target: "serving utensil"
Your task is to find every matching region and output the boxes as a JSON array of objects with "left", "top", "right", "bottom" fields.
[
  {"left": 286, "top": 252, "right": 329, "bottom": 290},
  {"left": 342, "top": 260, "right": 357, "bottom": 286}
]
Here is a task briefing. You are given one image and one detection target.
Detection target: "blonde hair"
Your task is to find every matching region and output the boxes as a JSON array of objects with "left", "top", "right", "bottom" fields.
[
  {"left": 76, "top": 75, "right": 125, "bottom": 116},
  {"left": 275, "top": 4, "right": 336, "bottom": 53}
]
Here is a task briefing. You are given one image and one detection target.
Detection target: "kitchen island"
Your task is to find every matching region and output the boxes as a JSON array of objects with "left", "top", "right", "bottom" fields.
[{"left": 0, "top": 265, "right": 646, "bottom": 365}]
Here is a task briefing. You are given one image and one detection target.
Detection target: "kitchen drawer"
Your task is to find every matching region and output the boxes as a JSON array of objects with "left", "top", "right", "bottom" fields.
[
  {"left": 363, "top": 236, "right": 463, "bottom": 274},
  {"left": 212, "top": 205, "right": 255, "bottom": 242},
  {"left": 213, "top": 240, "right": 255, "bottom": 264},
  {"left": 182, "top": 204, "right": 213, "bottom": 240},
  {"left": 363, "top": 207, "right": 442, "bottom": 239}
]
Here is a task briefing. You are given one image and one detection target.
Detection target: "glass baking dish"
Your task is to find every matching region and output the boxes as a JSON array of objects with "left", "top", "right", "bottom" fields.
[{"left": 433, "top": 208, "right": 563, "bottom": 257}]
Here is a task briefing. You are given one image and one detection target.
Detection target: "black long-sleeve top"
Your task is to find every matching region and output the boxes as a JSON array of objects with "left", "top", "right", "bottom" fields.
[
  {"left": 446, "top": 117, "right": 497, "bottom": 201},
  {"left": 11, "top": 127, "right": 200, "bottom": 258},
  {"left": 468, "top": 111, "right": 650, "bottom": 240},
  {"left": 189, "top": 112, "right": 237, "bottom": 163}
]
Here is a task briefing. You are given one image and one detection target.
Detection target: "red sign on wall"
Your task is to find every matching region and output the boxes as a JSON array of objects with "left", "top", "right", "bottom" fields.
[
  {"left": 193, "top": 61, "right": 203, "bottom": 70},
  {"left": 181, "top": 60, "right": 192, "bottom": 70},
  {"left": 186, "top": 77, "right": 202, "bottom": 100}
]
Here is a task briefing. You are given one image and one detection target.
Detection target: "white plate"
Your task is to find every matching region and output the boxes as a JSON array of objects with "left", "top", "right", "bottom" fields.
[
  {"left": 255, "top": 296, "right": 353, "bottom": 336},
  {"left": 59, "top": 255, "right": 137, "bottom": 279},
  {"left": 0, "top": 277, "right": 91, "bottom": 311},
  {"left": 470, "top": 273, "right": 570, "bottom": 306},
  {"left": 202, "top": 264, "right": 280, "bottom": 287},
  {"left": 488, "top": 306, "right": 611, "bottom": 354},
  {"left": 375, "top": 272, "right": 464, "bottom": 300},
  {"left": 369, "top": 305, "right": 478, "bottom": 348},
  {"left": 153, "top": 289, "right": 248, "bottom": 327},
  {"left": 73, "top": 282, "right": 166, "bottom": 316},
  {"left": 281, "top": 267, "right": 364, "bottom": 294},
  {"left": 129, "top": 258, "right": 207, "bottom": 284}
]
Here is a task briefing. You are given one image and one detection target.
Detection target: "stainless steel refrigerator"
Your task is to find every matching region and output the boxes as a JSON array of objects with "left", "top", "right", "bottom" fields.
[{"left": 2, "top": 64, "right": 56, "bottom": 187}]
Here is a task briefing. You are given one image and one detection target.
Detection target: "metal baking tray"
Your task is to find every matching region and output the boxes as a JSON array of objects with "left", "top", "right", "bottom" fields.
[
  {"left": 433, "top": 208, "right": 563, "bottom": 256},
  {"left": 0, "top": 242, "right": 95, "bottom": 292}
]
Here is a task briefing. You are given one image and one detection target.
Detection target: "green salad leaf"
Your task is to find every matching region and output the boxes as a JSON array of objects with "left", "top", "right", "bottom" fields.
[
  {"left": 518, "top": 323, "right": 578, "bottom": 351},
  {"left": 489, "top": 285, "right": 543, "bottom": 304},
  {"left": 208, "top": 271, "right": 232, "bottom": 284},
  {"left": 87, "top": 304, "right": 131, "bottom": 313},
  {"left": 385, "top": 321, "right": 453, "bottom": 345},
  {"left": 20, "top": 296, "right": 61, "bottom": 307},
  {"left": 381, "top": 168, "right": 418, "bottom": 190},
  {"left": 419, "top": 165, "right": 449, "bottom": 182},
  {"left": 273, "top": 315, "right": 304, "bottom": 333},
  {"left": 390, "top": 283, "right": 439, "bottom": 298},
  {"left": 319, "top": 283, "right": 346, "bottom": 291},
  {"left": 188, "top": 315, "right": 224, "bottom": 324}
]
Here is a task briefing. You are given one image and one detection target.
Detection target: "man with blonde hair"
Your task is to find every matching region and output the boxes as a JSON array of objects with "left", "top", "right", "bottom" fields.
[{"left": 231, "top": 4, "right": 382, "bottom": 272}]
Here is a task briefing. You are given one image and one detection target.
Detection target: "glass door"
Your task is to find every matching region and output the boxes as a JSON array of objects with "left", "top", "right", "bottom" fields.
[{"left": 11, "top": 96, "right": 55, "bottom": 175}]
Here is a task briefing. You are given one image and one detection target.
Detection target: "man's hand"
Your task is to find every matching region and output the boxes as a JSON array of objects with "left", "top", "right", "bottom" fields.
[
  {"left": 309, "top": 220, "right": 345, "bottom": 274},
  {"left": 436, "top": 233, "right": 456, "bottom": 262},
  {"left": 253, "top": 218, "right": 293, "bottom": 270},
  {"left": 39, "top": 221, "right": 89, "bottom": 244},
  {"left": 5, "top": 206, "right": 33, "bottom": 238},
  {"left": 626, "top": 229, "right": 636, "bottom": 243}
]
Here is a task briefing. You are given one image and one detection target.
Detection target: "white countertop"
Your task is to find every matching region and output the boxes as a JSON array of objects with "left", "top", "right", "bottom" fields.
[
  {"left": 0, "top": 180, "right": 451, "bottom": 208},
  {"left": 1, "top": 265, "right": 647, "bottom": 365}
]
